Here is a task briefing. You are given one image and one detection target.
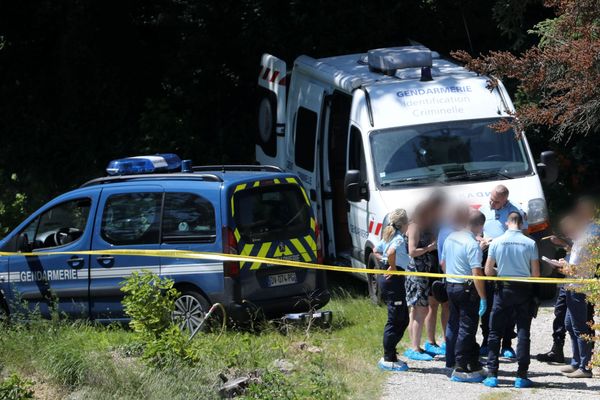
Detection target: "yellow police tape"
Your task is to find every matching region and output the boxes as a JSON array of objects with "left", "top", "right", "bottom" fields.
[{"left": 0, "top": 249, "right": 594, "bottom": 285}]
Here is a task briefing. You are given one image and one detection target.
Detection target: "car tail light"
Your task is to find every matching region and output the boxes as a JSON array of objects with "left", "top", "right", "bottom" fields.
[
  {"left": 223, "top": 227, "right": 240, "bottom": 278},
  {"left": 314, "top": 218, "right": 324, "bottom": 265}
]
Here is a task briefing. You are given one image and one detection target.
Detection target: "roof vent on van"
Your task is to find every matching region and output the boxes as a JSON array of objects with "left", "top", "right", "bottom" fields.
[{"left": 367, "top": 46, "right": 433, "bottom": 76}]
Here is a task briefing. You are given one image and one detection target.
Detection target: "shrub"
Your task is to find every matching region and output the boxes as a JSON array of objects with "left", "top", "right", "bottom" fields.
[
  {"left": 0, "top": 373, "right": 34, "bottom": 400},
  {"left": 121, "top": 271, "right": 179, "bottom": 341},
  {"left": 579, "top": 235, "right": 600, "bottom": 369},
  {"left": 121, "top": 271, "right": 189, "bottom": 365}
]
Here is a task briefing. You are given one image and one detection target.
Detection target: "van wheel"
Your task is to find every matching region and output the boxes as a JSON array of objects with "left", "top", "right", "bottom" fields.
[
  {"left": 367, "top": 253, "right": 383, "bottom": 305},
  {"left": 173, "top": 291, "right": 210, "bottom": 335}
]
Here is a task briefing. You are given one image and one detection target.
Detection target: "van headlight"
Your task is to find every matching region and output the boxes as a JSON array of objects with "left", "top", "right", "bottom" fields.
[{"left": 527, "top": 198, "right": 549, "bottom": 227}]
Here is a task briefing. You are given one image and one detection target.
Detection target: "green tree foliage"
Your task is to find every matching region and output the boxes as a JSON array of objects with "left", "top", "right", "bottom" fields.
[{"left": 454, "top": 0, "right": 600, "bottom": 204}]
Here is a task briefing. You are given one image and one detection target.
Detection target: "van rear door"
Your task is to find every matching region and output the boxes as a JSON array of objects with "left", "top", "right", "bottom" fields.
[
  {"left": 230, "top": 180, "right": 318, "bottom": 305},
  {"left": 256, "top": 54, "right": 287, "bottom": 166}
]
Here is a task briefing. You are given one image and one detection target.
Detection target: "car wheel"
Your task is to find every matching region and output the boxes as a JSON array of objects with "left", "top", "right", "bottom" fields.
[
  {"left": 173, "top": 290, "right": 210, "bottom": 335},
  {"left": 367, "top": 253, "right": 383, "bottom": 305}
]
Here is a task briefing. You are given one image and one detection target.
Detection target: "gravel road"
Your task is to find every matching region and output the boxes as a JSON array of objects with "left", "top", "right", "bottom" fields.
[{"left": 381, "top": 304, "right": 600, "bottom": 400}]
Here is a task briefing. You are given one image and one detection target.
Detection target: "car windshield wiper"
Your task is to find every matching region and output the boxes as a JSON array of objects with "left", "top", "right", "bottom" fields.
[
  {"left": 381, "top": 174, "right": 445, "bottom": 187},
  {"left": 444, "top": 169, "right": 512, "bottom": 182}
]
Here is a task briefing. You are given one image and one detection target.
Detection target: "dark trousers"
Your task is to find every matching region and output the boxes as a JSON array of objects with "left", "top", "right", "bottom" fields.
[
  {"left": 552, "top": 286, "right": 567, "bottom": 345},
  {"left": 445, "top": 282, "right": 480, "bottom": 369},
  {"left": 481, "top": 281, "right": 515, "bottom": 349},
  {"left": 565, "top": 290, "right": 593, "bottom": 371},
  {"left": 487, "top": 283, "right": 534, "bottom": 377},
  {"left": 382, "top": 275, "right": 409, "bottom": 361}
]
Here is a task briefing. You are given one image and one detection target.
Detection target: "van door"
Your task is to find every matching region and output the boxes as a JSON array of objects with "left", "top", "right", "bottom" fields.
[
  {"left": 6, "top": 194, "right": 97, "bottom": 317},
  {"left": 321, "top": 92, "right": 353, "bottom": 260},
  {"left": 89, "top": 186, "right": 163, "bottom": 321},
  {"left": 291, "top": 83, "right": 326, "bottom": 224},
  {"left": 347, "top": 125, "right": 370, "bottom": 263},
  {"left": 231, "top": 180, "right": 319, "bottom": 311},
  {"left": 256, "top": 54, "right": 287, "bottom": 166}
]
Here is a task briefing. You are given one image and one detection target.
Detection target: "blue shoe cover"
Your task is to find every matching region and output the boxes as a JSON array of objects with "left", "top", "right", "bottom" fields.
[
  {"left": 450, "top": 370, "right": 485, "bottom": 383},
  {"left": 514, "top": 377, "right": 533, "bottom": 388},
  {"left": 502, "top": 347, "right": 516, "bottom": 358},
  {"left": 424, "top": 341, "right": 445, "bottom": 356},
  {"left": 378, "top": 358, "right": 409, "bottom": 372},
  {"left": 483, "top": 376, "right": 498, "bottom": 387},
  {"left": 404, "top": 348, "right": 434, "bottom": 361}
]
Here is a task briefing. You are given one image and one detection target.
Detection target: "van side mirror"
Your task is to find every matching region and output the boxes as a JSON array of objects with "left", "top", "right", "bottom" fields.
[
  {"left": 344, "top": 170, "right": 369, "bottom": 202},
  {"left": 16, "top": 233, "right": 31, "bottom": 252},
  {"left": 537, "top": 150, "right": 558, "bottom": 185}
]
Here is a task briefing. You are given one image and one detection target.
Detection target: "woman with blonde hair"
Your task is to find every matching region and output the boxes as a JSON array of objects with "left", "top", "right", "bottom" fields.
[{"left": 374, "top": 208, "right": 411, "bottom": 371}]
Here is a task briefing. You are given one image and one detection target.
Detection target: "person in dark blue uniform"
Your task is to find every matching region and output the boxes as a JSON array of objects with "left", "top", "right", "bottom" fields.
[
  {"left": 375, "top": 209, "right": 411, "bottom": 371},
  {"left": 482, "top": 212, "right": 540, "bottom": 389},
  {"left": 479, "top": 184, "right": 527, "bottom": 359},
  {"left": 441, "top": 207, "right": 487, "bottom": 382}
]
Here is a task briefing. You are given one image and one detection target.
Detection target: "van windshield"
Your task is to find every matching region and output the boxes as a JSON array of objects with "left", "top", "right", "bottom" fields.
[
  {"left": 233, "top": 184, "right": 311, "bottom": 242},
  {"left": 369, "top": 118, "right": 532, "bottom": 187}
]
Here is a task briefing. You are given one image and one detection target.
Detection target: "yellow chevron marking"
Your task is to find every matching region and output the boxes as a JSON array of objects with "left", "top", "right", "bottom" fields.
[
  {"left": 274, "top": 178, "right": 281, "bottom": 184},
  {"left": 290, "top": 238, "right": 311, "bottom": 262},
  {"left": 253, "top": 181, "right": 260, "bottom": 187},
  {"left": 299, "top": 187, "right": 310, "bottom": 204},
  {"left": 304, "top": 235, "right": 317, "bottom": 253},
  {"left": 250, "top": 242, "right": 271, "bottom": 269},
  {"left": 239, "top": 242, "right": 254, "bottom": 269}
]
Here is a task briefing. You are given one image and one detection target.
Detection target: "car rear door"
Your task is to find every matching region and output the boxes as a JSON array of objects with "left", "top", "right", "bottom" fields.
[
  {"left": 89, "top": 185, "right": 163, "bottom": 321},
  {"left": 230, "top": 179, "right": 318, "bottom": 302}
]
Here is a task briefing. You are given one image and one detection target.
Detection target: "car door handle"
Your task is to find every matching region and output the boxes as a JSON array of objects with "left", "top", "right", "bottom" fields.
[
  {"left": 96, "top": 255, "right": 115, "bottom": 267},
  {"left": 67, "top": 256, "right": 85, "bottom": 269}
]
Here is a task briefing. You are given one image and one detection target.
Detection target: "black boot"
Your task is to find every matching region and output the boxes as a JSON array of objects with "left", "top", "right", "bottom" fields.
[{"left": 536, "top": 342, "right": 565, "bottom": 363}]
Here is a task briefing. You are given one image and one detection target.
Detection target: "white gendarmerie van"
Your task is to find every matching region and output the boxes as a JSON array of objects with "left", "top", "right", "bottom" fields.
[{"left": 255, "top": 45, "right": 558, "bottom": 300}]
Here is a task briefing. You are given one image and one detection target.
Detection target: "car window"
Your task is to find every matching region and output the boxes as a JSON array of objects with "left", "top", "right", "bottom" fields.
[
  {"left": 21, "top": 198, "right": 91, "bottom": 249},
  {"left": 162, "top": 193, "right": 216, "bottom": 243},
  {"left": 234, "top": 184, "right": 311, "bottom": 242},
  {"left": 101, "top": 193, "right": 162, "bottom": 245}
]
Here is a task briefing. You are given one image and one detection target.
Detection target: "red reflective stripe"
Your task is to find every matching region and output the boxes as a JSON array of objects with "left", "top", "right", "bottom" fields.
[
  {"left": 262, "top": 67, "right": 271, "bottom": 80},
  {"left": 279, "top": 76, "right": 287, "bottom": 86},
  {"left": 270, "top": 70, "right": 280, "bottom": 83},
  {"left": 471, "top": 204, "right": 482, "bottom": 209},
  {"left": 374, "top": 223, "right": 383, "bottom": 236},
  {"left": 368, "top": 220, "right": 374, "bottom": 233}
]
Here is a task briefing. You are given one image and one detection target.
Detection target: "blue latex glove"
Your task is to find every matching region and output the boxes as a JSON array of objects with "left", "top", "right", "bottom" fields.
[{"left": 479, "top": 299, "right": 487, "bottom": 317}]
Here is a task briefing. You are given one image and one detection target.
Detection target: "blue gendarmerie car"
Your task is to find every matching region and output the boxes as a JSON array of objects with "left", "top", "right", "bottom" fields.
[{"left": 0, "top": 154, "right": 330, "bottom": 331}]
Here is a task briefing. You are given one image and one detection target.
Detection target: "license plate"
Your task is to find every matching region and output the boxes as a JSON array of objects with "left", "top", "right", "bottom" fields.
[{"left": 268, "top": 272, "right": 297, "bottom": 287}]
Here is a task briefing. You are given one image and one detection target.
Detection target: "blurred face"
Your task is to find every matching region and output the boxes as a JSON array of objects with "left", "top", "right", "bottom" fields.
[
  {"left": 489, "top": 190, "right": 508, "bottom": 210},
  {"left": 472, "top": 223, "right": 484, "bottom": 237},
  {"left": 575, "top": 202, "right": 596, "bottom": 222}
]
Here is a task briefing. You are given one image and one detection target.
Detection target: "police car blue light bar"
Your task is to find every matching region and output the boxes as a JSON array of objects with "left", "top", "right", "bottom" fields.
[{"left": 106, "top": 154, "right": 182, "bottom": 176}]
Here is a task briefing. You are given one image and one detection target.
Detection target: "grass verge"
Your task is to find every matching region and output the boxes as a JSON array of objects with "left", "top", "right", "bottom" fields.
[{"left": 0, "top": 288, "right": 391, "bottom": 399}]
